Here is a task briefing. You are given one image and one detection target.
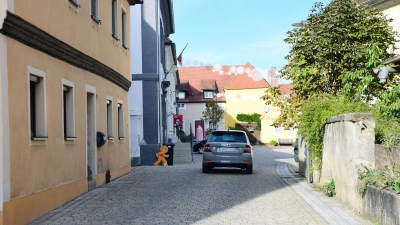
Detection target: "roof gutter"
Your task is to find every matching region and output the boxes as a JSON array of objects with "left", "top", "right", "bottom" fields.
[{"left": 360, "top": 0, "right": 400, "bottom": 11}]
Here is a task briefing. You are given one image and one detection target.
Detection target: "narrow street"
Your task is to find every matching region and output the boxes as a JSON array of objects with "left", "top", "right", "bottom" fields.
[{"left": 30, "top": 146, "right": 371, "bottom": 225}]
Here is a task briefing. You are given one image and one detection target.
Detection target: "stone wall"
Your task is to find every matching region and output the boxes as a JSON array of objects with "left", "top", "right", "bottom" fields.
[
  {"left": 375, "top": 145, "right": 400, "bottom": 170},
  {"left": 315, "top": 113, "right": 376, "bottom": 212},
  {"left": 363, "top": 186, "right": 400, "bottom": 225}
]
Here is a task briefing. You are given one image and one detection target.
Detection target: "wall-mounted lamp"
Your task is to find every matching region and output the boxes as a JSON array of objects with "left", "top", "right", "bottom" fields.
[{"left": 373, "top": 67, "right": 400, "bottom": 83}]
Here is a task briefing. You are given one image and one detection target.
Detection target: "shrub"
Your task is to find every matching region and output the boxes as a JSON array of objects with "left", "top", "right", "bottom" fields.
[
  {"left": 269, "top": 140, "right": 278, "bottom": 146},
  {"left": 236, "top": 113, "right": 262, "bottom": 130},
  {"left": 323, "top": 179, "right": 336, "bottom": 197},
  {"left": 358, "top": 164, "right": 400, "bottom": 196}
]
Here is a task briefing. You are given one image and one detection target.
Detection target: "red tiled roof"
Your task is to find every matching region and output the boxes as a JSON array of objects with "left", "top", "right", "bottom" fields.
[
  {"left": 225, "top": 63, "right": 269, "bottom": 90},
  {"left": 201, "top": 79, "right": 216, "bottom": 90},
  {"left": 278, "top": 84, "right": 293, "bottom": 95},
  {"left": 177, "top": 62, "right": 270, "bottom": 103}
]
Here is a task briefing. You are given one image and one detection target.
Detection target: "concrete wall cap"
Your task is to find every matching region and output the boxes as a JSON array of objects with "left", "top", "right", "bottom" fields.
[{"left": 326, "top": 113, "right": 373, "bottom": 124}]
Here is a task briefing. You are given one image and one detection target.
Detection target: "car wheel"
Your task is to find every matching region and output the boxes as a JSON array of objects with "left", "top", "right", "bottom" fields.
[
  {"left": 294, "top": 150, "right": 299, "bottom": 162},
  {"left": 198, "top": 146, "right": 204, "bottom": 154},
  {"left": 246, "top": 164, "right": 253, "bottom": 174},
  {"left": 202, "top": 163, "right": 209, "bottom": 173}
]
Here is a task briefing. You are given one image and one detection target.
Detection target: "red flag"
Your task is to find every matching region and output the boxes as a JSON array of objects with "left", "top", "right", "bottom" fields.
[{"left": 177, "top": 43, "right": 188, "bottom": 66}]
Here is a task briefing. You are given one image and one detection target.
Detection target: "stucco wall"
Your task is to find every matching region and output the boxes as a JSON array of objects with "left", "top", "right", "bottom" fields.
[
  {"left": 260, "top": 105, "right": 297, "bottom": 144},
  {"left": 7, "top": 39, "right": 131, "bottom": 199},
  {"left": 13, "top": 0, "right": 131, "bottom": 80},
  {"left": 224, "top": 89, "right": 267, "bottom": 130},
  {"left": 180, "top": 103, "right": 205, "bottom": 135},
  {"left": 316, "top": 113, "right": 375, "bottom": 212},
  {"left": 383, "top": 4, "right": 400, "bottom": 54}
]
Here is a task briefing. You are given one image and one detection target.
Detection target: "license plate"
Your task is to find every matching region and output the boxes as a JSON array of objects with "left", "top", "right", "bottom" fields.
[
  {"left": 221, "top": 160, "right": 230, "bottom": 163},
  {"left": 218, "top": 147, "right": 236, "bottom": 152}
]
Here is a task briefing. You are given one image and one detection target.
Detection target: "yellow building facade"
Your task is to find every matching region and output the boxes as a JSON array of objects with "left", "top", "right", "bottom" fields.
[
  {"left": 225, "top": 88, "right": 297, "bottom": 145},
  {"left": 0, "top": 1, "right": 141, "bottom": 224}
]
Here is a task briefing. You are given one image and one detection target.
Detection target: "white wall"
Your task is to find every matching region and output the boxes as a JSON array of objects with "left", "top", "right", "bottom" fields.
[
  {"left": 383, "top": 5, "right": 400, "bottom": 55},
  {"left": 129, "top": 4, "right": 143, "bottom": 157},
  {"left": 130, "top": 4, "right": 142, "bottom": 75}
]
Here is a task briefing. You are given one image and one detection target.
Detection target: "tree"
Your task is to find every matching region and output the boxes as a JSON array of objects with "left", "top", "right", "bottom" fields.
[
  {"left": 201, "top": 100, "right": 225, "bottom": 130},
  {"left": 263, "top": 0, "right": 398, "bottom": 128}
]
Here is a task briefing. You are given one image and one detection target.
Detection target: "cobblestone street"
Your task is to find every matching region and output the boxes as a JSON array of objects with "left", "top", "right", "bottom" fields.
[{"left": 30, "top": 146, "right": 371, "bottom": 225}]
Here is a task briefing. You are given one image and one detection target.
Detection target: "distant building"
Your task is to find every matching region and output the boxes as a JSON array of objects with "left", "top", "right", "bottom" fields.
[
  {"left": 360, "top": 0, "right": 400, "bottom": 65},
  {"left": 129, "top": 0, "right": 179, "bottom": 166},
  {"left": 0, "top": 1, "right": 142, "bottom": 224},
  {"left": 177, "top": 62, "right": 272, "bottom": 140}
]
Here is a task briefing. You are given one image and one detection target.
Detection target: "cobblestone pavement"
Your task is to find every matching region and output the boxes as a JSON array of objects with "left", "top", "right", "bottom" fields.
[{"left": 30, "top": 146, "right": 372, "bottom": 225}]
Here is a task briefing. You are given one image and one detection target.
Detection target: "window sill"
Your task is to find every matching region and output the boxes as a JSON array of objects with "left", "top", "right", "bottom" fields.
[
  {"left": 64, "top": 137, "right": 77, "bottom": 141},
  {"left": 122, "top": 44, "right": 129, "bottom": 50},
  {"left": 108, "top": 136, "right": 115, "bottom": 140},
  {"left": 118, "top": 137, "right": 125, "bottom": 140},
  {"left": 112, "top": 34, "right": 120, "bottom": 41},
  {"left": 69, "top": 0, "right": 81, "bottom": 8},
  {"left": 31, "top": 136, "right": 48, "bottom": 141},
  {"left": 91, "top": 15, "right": 101, "bottom": 24}
]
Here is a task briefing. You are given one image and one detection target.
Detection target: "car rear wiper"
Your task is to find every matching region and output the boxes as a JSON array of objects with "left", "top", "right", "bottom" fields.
[{"left": 226, "top": 140, "right": 236, "bottom": 142}]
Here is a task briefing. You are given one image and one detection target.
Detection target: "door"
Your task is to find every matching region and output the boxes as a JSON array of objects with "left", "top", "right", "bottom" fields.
[{"left": 87, "top": 92, "right": 96, "bottom": 191}]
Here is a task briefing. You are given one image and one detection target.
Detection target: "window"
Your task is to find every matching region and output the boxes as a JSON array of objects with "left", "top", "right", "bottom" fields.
[
  {"left": 178, "top": 103, "right": 186, "bottom": 110},
  {"left": 121, "top": 9, "right": 127, "bottom": 48},
  {"left": 275, "top": 126, "right": 284, "bottom": 134},
  {"left": 288, "top": 127, "right": 297, "bottom": 134},
  {"left": 107, "top": 97, "right": 114, "bottom": 140},
  {"left": 62, "top": 79, "right": 76, "bottom": 141},
  {"left": 178, "top": 91, "right": 186, "bottom": 99},
  {"left": 111, "top": 0, "right": 118, "bottom": 39},
  {"left": 91, "top": 0, "right": 100, "bottom": 23},
  {"left": 204, "top": 91, "right": 214, "bottom": 99},
  {"left": 117, "top": 100, "right": 125, "bottom": 140},
  {"left": 28, "top": 66, "right": 46, "bottom": 141}
]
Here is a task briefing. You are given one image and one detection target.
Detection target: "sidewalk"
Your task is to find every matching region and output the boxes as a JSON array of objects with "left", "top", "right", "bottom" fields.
[{"left": 273, "top": 158, "right": 372, "bottom": 224}]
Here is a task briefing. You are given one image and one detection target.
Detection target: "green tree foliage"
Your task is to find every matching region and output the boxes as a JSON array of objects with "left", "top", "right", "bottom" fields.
[
  {"left": 236, "top": 113, "right": 262, "bottom": 130},
  {"left": 298, "top": 94, "right": 373, "bottom": 170},
  {"left": 201, "top": 100, "right": 225, "bottom": 129},
  {"left": 282, "top": 0, "right": 396, "bottom": 100},
  {"left": 261, "top": 86, "right": 299, "bottom": 129},
  {"left": 262, "top": 0, "right": 398, "bottom": 129}
]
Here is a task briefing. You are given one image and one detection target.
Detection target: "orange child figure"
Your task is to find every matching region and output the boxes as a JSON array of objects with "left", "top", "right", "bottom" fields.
[{"left": 154, "top": 145, "right": 169, "bottom": 166}]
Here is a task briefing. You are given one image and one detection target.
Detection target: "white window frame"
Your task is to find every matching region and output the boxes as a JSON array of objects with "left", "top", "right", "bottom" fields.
[
  {"left": 121, "top": 5, "right": 127, "bottom": 48},
  {"left": 62, "top": 79, "right": 76, "bottom": 143},
  {"left": 288, "top": 127, "right": 297, "bottom": 134},
  {"left": 117, "top": 99, "right": 125, "bottom": 141},
  {"left": 106, "top": 96, "right": 114, "bottom": 141},
  {"left": 111, "top": 0, "right": 118, "bottom": 40},
  {"left": 90, "top": 0, "right": 100, "bottom": 24},
  {"left": 274, "top": 126, "right": 284, "bottom": 134},
  {"left": 178, "top": 91, "right": 186, "bottom": 99},
  {"left": 204, "top": 91, "right": 214, "bottom": 99},
  {"left": 28, "top": 66, "right": 47, "bottom": 144},
  {"left": 178, "top": 103, "right": 186, "bottom": 110}
]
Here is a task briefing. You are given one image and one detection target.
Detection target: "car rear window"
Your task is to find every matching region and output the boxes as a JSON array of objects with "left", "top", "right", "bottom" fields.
[{"left": 209, "top": 131, "right": 247, "bottom": 143}]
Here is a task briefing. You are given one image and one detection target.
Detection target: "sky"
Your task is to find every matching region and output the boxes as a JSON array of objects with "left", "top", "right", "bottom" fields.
[{"left": 169, "top": 0, "right": 331, "bottom": 78}]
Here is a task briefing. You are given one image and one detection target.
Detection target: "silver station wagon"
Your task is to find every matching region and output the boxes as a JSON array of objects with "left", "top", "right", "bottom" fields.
[{"left": 202, "top": 130, "right": 253, "bottom": 174}]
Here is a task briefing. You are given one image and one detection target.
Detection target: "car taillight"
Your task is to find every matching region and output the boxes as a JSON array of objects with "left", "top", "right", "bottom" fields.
[
  {"left": 244, "top": 145, "right": 252, "bottom": 153},
  {"left": 204, "top": 144, "right": 211, "bottom": 152}
]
